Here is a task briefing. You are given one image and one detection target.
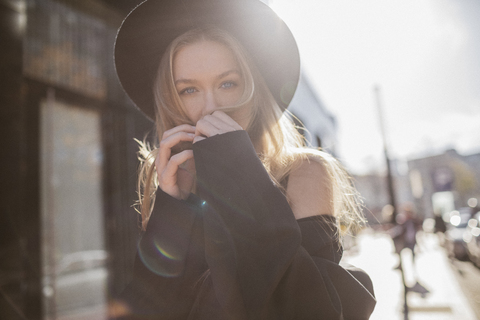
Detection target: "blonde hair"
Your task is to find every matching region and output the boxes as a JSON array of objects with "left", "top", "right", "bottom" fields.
[{"left": 136, "top": 26, "right": 365, "bottom": 233}]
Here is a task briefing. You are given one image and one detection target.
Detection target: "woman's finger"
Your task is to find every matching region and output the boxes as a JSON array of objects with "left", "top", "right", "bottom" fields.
[
  {"left": 159, "top": 150, "right": 194, "bottom": 186},
  {"left": 211, "top": 110, "right": 243, "bottom": 130},
  {"left": 193, "top": 135, "right": 206, "bottom": 144},
  {"left": 195, "top": 112, "right": 240, "bottom": 138},
  {"left": 162, "top": 124, "right": 196, "bottom": 140},
  {"left": 194, "top": 117, "right": 222, "bottom": 138},
  {"left": 202, "top": 114, "right": 233, "bottom": 131},
  {"left": 157, "top": 131, "right": 195, "bottom": 170}
]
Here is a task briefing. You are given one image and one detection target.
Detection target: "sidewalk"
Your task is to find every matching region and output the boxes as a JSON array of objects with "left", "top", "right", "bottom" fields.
[{"left": 342, "top": 229, "right": 478, "bottom": 320}]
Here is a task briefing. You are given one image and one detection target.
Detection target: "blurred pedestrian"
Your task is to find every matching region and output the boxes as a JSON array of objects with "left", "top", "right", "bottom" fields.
[
  {"left": 433, "top": 210, "right": 447, "bottom": 233},
  {"left": 112, "top": 0, "right": 376, "bottom": 318},
  {"left": 388, "top": 203, "right": 431, "bottom": 298},
  {"left": 392, "top": 203, "right": 423, "bottom": 263},
  {"left": 400, "top": 204, "right": 422, "bottom": 261},
  {"left": 470, "top": 202, "right": 480, "bottom": 219}
]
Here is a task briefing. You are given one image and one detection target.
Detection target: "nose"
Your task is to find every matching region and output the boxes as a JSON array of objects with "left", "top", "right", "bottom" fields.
[{"left": 201, "top": 90, "right": 218, "bottom": 116}]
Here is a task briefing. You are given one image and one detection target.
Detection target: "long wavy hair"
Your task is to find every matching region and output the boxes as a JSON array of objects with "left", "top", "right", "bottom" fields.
[{"left": 135, "top": 26, "right": 365, "bottom": 233}]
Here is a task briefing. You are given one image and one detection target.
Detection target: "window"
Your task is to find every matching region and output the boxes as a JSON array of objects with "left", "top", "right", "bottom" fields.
[{"left": 40, "top": 94, "right": 107, "bottom": 319}]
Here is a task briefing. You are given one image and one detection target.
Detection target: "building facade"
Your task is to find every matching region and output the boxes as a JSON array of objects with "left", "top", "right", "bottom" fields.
[
  {"left": 289, "top": 73, "right": 338, "bottom": 155},
  {"left": 1, "top": 0, "right": 147, "bottom": 318},
  {"left": 408, "top": 149, "right": 480, "bottom": 218},
  {"left": 352, "top": 149, "right": 480, "bottom": 227}
]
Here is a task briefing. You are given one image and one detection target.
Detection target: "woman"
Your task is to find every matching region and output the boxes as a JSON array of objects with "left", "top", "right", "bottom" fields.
[{"left": 114, "top": 0, "right": 376, "bottom": 319}]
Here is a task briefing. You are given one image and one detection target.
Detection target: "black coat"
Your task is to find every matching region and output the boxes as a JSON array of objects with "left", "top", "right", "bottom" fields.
[{"left": 117, "top": 131, "right": 376, "bottom": 319}]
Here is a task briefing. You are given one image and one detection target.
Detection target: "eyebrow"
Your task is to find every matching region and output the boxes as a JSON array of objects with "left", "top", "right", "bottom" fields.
[{"left": 174, "top": 69, "right": 241, "bottom": 85}]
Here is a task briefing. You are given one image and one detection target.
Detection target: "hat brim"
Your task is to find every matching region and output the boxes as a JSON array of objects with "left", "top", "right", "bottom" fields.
[{"left": 114, "top": 0, "right": 300, "bottom": 122}]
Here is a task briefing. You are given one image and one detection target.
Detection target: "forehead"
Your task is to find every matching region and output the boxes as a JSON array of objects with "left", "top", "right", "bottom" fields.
[{"left": 173, "top": 40, "right": 239, "bottom": 79}]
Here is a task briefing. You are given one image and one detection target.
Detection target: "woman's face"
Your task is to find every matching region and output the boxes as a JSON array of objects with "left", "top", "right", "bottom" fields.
[{"left": 173, "top": 40, "right": 250, "bottom": 128}]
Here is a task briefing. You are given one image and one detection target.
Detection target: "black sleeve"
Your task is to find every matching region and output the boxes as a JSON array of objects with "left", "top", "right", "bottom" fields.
[
  {"left": 298, "top": 216, "right": 376, "bottom": 320},
  {"left": 117, "top": 190, "right": 208, "bottom": 319},
  {"left": 191, "top": 130, "right": 376, "bottom": 319},
  {"left": 118, "top": 130, "right": 376, "bottom": 320}
]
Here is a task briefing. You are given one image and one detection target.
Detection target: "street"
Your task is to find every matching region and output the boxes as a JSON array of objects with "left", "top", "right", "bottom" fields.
[
  {"left": 36, "top": 228, "right": 480, "bottom": 320},
  {"left": 450, "top": 259, "right": 480, "bottom": 319},
  {"left": 343, "top": 229, "right": 479, "bottom": 320}
]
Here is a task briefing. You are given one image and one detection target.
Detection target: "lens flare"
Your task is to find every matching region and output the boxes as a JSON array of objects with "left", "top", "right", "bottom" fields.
[
  {"left": 154, "top": 239, "right": 181, "bottom": 261},
  {"left": 138, "top": 236, "right": 183, "bottom": 277}
]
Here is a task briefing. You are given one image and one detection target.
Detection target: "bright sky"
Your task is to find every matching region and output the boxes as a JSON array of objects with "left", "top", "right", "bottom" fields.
[{"left": 271, "top": 0, "right": 480, "bottom": 174}]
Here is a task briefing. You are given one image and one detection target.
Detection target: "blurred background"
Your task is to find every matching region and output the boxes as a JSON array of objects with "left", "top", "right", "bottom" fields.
[{"left": 0, "top": 0, "right": 479, "bottom": 319}]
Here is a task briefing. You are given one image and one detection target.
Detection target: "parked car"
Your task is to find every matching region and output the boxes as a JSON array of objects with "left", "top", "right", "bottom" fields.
[
  {"left": 43, "top": 250, "right": 108, "bottom": 318},
  {"left": 465, "top": 212, "right": 480, "bottom": 268},
  {"left": 444, "top": 208, "right": 472, "bottom": 261}
]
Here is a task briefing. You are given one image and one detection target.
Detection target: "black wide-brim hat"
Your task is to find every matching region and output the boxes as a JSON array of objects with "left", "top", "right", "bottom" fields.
[{"left": 114, "top": 0, "right": 300, "bottom": 122}]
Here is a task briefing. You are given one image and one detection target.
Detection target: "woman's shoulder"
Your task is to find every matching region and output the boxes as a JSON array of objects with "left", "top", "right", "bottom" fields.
[{"left": 286, "top": 150, "right": 334, "bottom": 220}]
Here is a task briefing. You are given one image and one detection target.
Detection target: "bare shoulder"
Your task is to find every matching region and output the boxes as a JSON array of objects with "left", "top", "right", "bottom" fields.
[{"left": 286, "top": 155, "right": 334, "bottom": 220}]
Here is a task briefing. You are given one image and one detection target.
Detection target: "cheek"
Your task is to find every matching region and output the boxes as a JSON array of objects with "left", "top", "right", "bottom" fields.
[
  {"left": 217, "top": 92, "right": 242, "bottom": 107},
  {"left": 217, "top": 90, "right": 243, "bottom": 107},
  {"left": 181, "top": 97, "right": 203, "bottom": 123},
  {"left": 230, "top": 104, "right": 253, "bottom": 130}
]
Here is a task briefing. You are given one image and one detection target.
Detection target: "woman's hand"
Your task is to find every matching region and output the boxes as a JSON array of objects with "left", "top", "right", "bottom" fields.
[
  {"left": 155, "top": 112, "right": 242, "bottom": 200},
  {"left": 193, "top": 110, "right": 243, "bottom": 143},
  {"left": 155, "top": 124, "right": 196, "bottom": 200}
]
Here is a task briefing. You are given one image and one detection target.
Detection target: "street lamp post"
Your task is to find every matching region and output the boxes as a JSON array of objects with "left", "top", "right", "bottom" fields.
[
  {"left": 374, "top": 85, "right": 409, "bottom": 319},
  {"left": 374, "top": 85, "right": 398, "bottom": 222}
]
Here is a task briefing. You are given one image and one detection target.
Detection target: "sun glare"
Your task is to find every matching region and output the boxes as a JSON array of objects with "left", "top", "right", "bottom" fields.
[{"left": 271, "top": 0, "right": 480, "bottom": 173}]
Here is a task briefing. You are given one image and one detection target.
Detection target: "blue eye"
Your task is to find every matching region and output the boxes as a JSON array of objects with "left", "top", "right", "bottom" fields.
[
  {"left": 180, "top": 87, "right": 197, "bottom": 95},
  {"left": 221, "top": 81, "right": 236, "bottom": 89}
]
